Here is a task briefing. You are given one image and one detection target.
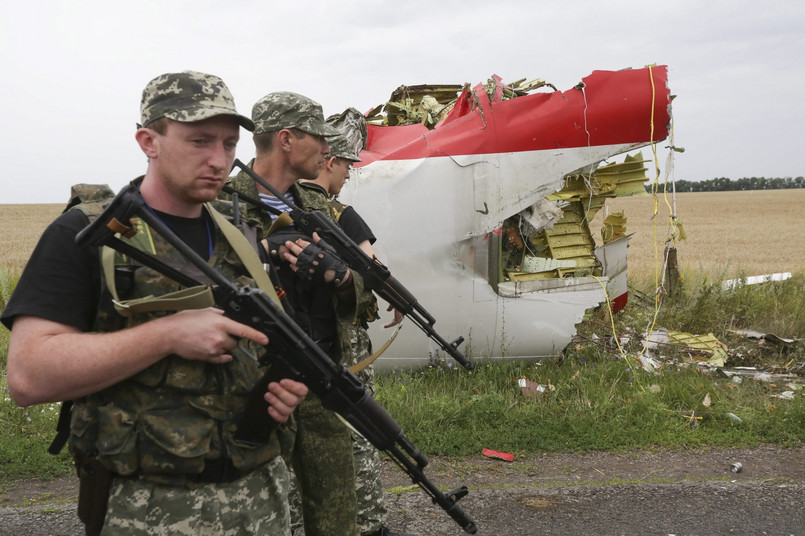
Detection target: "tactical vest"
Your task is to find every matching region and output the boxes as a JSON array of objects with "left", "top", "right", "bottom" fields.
[
  {"left": 220, "top": 165, "right": 379, "bottom": 364},
  {"left": 65, "top": 182, "right": 289, "bottom": 482}
]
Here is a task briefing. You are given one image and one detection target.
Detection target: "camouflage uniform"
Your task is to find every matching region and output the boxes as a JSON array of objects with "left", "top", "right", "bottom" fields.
[
  {"left": 68, "top": 191, "right": 295, "bottom": 535},
  {"left": 222, "top": 155, "right": 375, "bottom": 536},
  {"left": 302, "top": 133, "right": 390, "bottom": 535},
  {"left": 69, "top": 72, "right": 291, "bottom": 534},
  {"left": 339, "top": 295, "right": 387, "bottom": 535},
  {"left": 103, "top": 457, "right": 290, "bottom": 536}
]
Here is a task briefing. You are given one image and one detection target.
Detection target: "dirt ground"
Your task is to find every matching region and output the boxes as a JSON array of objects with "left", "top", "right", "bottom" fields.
[{"left": 2, "top": 445, "right": 803, "bottom": 535}]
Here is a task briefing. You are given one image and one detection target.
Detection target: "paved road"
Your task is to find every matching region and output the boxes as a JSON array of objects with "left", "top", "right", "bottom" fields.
[
  {"left": 386, "top": 480, "right": 804, "bottom": 535},
  {"left": 3, "top": 446, "right": 803, "bottom": 535}
]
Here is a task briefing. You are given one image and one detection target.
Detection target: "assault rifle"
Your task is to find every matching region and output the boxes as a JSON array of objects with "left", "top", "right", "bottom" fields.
[
  {"left": 231, "top": 159, "right": 473, "bottom": 371},
  {"left": 75, "top": 184, "right": 478, "bottom": 534}
]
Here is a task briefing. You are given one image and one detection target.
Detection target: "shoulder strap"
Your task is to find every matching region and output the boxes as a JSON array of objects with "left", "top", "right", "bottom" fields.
[
  {"left": 348, "top": 324, "right": 402, "bottom": 374},
  {"left": 206, "top": 203, "right": 283, "bottom": 307},
  {"left": 48, "top": 400, "right": 73, "bottom": 455}
]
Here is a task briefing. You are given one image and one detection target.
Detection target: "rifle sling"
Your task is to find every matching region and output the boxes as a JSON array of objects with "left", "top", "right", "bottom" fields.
[{"left": 348, "top": 324, "right": 402, "bottom": 374}]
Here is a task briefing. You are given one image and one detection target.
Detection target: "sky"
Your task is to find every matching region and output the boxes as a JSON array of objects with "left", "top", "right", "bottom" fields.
[{"left": 2, "top": 0, "right": 804, "bottom": 204}]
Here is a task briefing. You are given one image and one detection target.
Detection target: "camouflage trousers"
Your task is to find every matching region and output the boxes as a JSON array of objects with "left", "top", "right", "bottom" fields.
[
  {"left": 289, "top": 324, "right": 388, "bottom": 536},
  {"left": 290, "top": 422, "right": 386, "bottom": 536},
  {"left": 352, "top": 426, "right": 387, "bottom": 534},
  {"left": 351, "top": 360, "right": 388, "bottom": 534},
  {"left": 101, "top": 456, "right": 291, "bottom": 535},
  {"left": 288, "top": 394, "right": 359, "bottom": 536}
]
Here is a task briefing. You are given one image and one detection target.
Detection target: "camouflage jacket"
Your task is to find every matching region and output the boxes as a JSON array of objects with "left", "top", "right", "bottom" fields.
[{"left": 68, "top": 181, "right": 290, "bottom": 481}]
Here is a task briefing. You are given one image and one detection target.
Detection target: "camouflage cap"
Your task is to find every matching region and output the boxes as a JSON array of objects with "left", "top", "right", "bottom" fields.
[
  {"left": 140, "top": 71, "right": 255, "bottom": 131},
  {"left": 252, "top": 92, "right": 340, "bottom": 137},
  {"left": 327, "top": 133, "right": 361, "bottom": 162}
]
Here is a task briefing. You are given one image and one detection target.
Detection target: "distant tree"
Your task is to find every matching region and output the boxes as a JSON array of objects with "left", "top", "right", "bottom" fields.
[{"left": 644, "top": 176, "right": 804, "bottom": 192}]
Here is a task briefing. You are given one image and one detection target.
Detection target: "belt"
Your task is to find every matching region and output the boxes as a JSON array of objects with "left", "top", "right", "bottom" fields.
[
  {"left": 133, "top": 457, "right": 245, "bottom": 487},
  {"left": 189, "top": 457, "right": 244, "bottom": 484}
]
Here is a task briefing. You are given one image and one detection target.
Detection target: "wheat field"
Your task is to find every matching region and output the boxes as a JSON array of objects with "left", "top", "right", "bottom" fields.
[
  {"left": 590, "top": 188, "right": 805, "bottom": 281},
  {"left": 1, "top": 189, "right": 804, "bottom": 280},
  {"left": 0, "top": 204, "right": 64, "bottom": 274}
]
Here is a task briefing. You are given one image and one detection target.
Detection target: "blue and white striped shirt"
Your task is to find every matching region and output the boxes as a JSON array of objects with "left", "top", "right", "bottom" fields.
[{"left": 258, "top": 191, "right": 296, "bottom": 224}]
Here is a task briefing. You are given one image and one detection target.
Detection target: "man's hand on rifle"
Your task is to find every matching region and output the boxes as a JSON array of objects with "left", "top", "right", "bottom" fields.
[
  {"left": 266, "top": 232, "right": 353, "bottom": 291},
  {"left": 163, "top": 308, "right": 307, "bottom": 423},
  {"left": 265, "top": 379, "right": 308, "bottom": 423},
  {"left": 163, "top": 308, "right": 268, "bottom": 364}
]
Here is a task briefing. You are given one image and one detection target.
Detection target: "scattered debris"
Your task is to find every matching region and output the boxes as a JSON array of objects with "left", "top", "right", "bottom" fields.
[
  {"left": 730, "top": 462, "right": 743, "bottom": 473},
  {"left": 773, "top": 391, "right": 796, "bottom": 400},
  {"left": 728, "top": 329, "right": 799, "bottom": 346},
  {"left": 644, "top": 329, "right": 670, "bottom": 357},
  {"left": 717, "top": 367, "right": 798, "bottom": 383},
  {"left": 726, "top": 412, "right": 743, "bottom": 423},
  {"left": 518, "top": 378, "right": 553, "bottom": 397},
  {"left": 638, "top": 355, "right": 660, "bottom": 373},
  {"left": 645, "top": 329, "right": 729, "bottom": 367},
  {"left": 721, "top": 272, "right": 792, "bottom": 290},
  {"left": 668, "top": 331, "right": 729, "bottom": 367},
  {"left": 482, "top": 448, "right": 514, "bottom": 462},
  {"left": 753, "top": 372, "right": 773, "bottom": 382}
]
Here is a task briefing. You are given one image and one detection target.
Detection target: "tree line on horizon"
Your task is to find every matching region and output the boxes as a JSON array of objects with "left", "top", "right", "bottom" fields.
[{"left": 646, "top": 176, "right": 805, "bottom": 192}]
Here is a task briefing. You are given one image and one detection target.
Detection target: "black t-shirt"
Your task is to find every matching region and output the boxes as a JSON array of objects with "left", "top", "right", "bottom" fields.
[
  {"left": 338, "top": 205, "right": 375, "bottom": 246},
  {"left": 1, "top": 210, "right": 99, "bottom": 331},
  {"left": 151, "top": 209, "right": 215, "bottom": 261}
]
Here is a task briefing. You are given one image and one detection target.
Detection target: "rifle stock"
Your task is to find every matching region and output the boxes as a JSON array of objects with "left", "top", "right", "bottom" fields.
[
  {"left": 76, "top": 184, "right": 478, "bottom": 534},
  {"left": 231, "top": 159, "right": 473, "bottom": 371}
]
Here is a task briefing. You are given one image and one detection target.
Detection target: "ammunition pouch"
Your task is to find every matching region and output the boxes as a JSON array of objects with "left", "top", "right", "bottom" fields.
[{"left": 70, "top": 445, "right": 112, "bottom": 536}]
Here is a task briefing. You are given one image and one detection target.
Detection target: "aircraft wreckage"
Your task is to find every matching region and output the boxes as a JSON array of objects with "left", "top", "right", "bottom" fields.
[{"left": 331, "top": 65, "right": 673, "bottom": 369}]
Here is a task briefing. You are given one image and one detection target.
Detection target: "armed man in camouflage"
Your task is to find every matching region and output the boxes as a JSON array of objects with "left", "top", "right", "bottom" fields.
[
  {"left": 2, "top": 71, "right": 308, "bottom": 536},
  {"left": 220, "top": 92, "right": 375, "bottom": 536},
  {"left": 299, "top": 133, "right": 409, "bottom": 536}
]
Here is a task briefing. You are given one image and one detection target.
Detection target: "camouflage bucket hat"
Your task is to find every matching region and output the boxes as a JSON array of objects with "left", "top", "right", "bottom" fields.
[
  {"left": 140, "top": 71, "right": 255, "bottom": 131},
  {"left": 327, "top": 133, "right": 361, "bottom": 162},
  {"left": 252, "top": 91, "right": 340, "bottom": 137}
]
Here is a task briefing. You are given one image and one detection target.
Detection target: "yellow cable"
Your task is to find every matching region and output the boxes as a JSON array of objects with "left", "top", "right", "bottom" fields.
[
  {"left": 638, "top": 66, "right": 677, "bottom": 359},
  {"left": 591, "top": 275, "right": 639, "bottom": 371},
  {"left": 587, "top": 66, "right": 680, "bottom": 369}
]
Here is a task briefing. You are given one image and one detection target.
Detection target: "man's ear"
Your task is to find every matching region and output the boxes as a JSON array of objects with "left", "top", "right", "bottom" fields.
[
  {"left": 135, "top": 128, "right": 159, "bottom": 160},
  {"left": 277, "top": 129, "right": 294, "bottom": 152},
  {"left": 324, "top": 156, "right": 337, "bottom": 171}
]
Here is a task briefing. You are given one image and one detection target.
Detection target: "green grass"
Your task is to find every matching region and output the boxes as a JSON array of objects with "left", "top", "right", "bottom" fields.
[
  {"left": 377, "top": 357, "right": 804, "bottom": 456},
  {"left": 374, "top": 271, "right": 805, "bottom": 455},
  {"left": 1, "top": 267, "right": 75, "bottom": 480},
  {"left": 1, "top": 270, "right": 803, "bottom": 481}
]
